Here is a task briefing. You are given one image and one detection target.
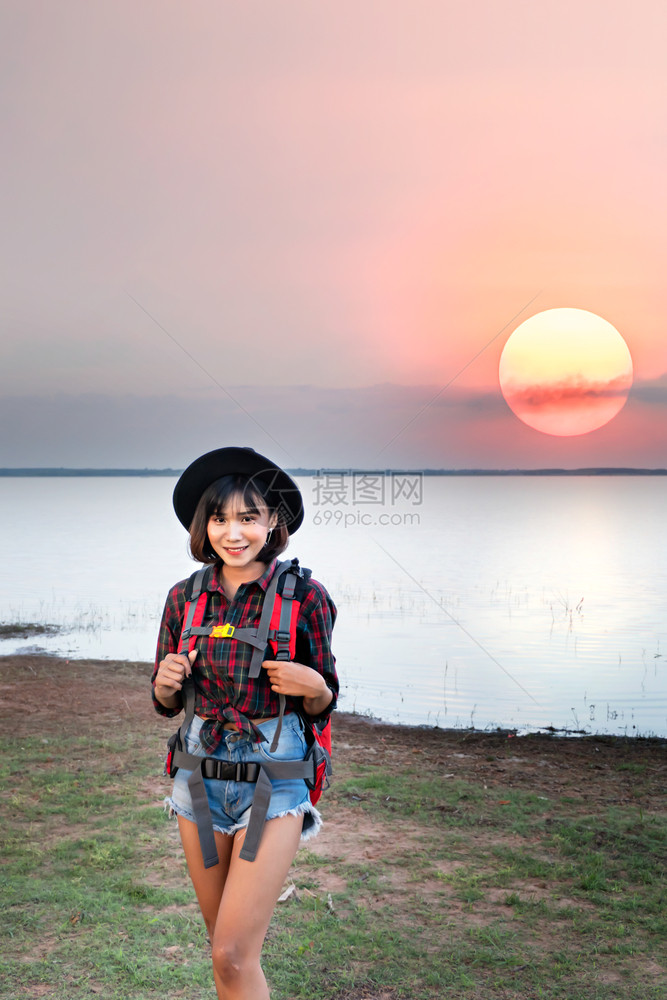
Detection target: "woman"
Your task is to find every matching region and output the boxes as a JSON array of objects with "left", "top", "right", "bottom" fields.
[{"left": 152, "top": 446, "right": 338, "bottom": 1000}]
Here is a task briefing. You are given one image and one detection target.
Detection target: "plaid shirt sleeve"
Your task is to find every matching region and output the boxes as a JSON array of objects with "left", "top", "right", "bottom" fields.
[
  {"left": 296, "top": 577, "right": 339, "bottom": 723},
  {"left": 151, "top": 579, "right": 188, "bottom": 718}
]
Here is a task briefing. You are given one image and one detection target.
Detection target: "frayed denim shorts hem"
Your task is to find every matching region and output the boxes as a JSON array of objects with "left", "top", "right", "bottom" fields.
[
  {"left": 164, "top": 713, "right": 322, "bottom": 843},
  {"left": 164, "top": 796, "right": 322, "bottom": 842}
]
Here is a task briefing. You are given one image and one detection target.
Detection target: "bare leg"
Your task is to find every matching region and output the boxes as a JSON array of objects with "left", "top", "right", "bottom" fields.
[
  {"left": 211, "top": 813, "right": 304, "bottom": 1000},
  {"left": 177, "top": 815, "right": 235, "bottom": 941}
]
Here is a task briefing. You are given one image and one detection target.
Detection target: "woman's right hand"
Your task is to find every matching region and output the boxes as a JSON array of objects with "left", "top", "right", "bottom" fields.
[{"left": 153, "top": 649, "right": 197, "bottom": 707}]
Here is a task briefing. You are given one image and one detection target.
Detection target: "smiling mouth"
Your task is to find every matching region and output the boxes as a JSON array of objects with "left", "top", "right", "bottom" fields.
[{"left": 224, "top": 546, "right": 248, "bottom": 553}]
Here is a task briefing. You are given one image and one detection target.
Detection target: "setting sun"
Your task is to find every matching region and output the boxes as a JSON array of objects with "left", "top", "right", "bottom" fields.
[{"left": 498, "top": 308, "right": 633, "bottom": 437}]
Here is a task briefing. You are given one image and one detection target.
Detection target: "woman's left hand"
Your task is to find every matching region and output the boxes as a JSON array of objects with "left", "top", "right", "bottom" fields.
[
  {"left": 261, "top": 659, "right": 326, "bottom": 699},
  {"left": 261, "top": 659, "right": 333, "bottom": 717}
]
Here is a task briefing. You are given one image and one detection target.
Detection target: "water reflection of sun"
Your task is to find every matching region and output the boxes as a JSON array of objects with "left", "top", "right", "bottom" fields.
[{"left": 499, "top": 308, "right": 633, "bottom": 437}]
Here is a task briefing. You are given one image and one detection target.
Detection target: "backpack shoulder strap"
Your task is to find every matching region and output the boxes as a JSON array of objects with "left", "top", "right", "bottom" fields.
[
  {"left": 268, "top": 560, "right": 311, "bottom": 661},
  {"left": 243, "top": 558, "right": 307, "bottom": 753},
  {"left": 178, "top": 565, "right": 214, "bottom": 655},
  {"left": 247, "top": 559, "right": 298, "bottom": 678},
  {"left": 176, "top": 564, "right": 214, "bottom": 766}
]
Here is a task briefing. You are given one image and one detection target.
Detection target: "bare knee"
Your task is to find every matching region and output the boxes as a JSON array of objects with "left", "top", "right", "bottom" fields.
[{"left": 211, "top": 937, "right": 257, "bottom": 984}]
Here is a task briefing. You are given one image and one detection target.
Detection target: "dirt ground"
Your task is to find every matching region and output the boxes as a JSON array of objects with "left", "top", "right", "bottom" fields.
[
  {"left": 4, "top": 653, "right": 665, "bottom": 814},
  {"left": 3, "top": 654, "right": 666, "bottom": 999}
]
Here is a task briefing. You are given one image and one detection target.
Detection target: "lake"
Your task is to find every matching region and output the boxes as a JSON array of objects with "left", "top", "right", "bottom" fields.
[{"left": 1, "top": 474, "right": 665, "bottom": 737}]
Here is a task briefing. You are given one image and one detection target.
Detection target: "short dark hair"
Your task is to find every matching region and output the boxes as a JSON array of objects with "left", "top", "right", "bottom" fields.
[{"left": 188, "top": 474, "right": 290, "bottom": 564}]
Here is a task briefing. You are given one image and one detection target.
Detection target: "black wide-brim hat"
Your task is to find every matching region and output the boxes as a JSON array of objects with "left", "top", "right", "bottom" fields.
[{"left": 173, "top": 446, "right": 304, "bottom": 533}]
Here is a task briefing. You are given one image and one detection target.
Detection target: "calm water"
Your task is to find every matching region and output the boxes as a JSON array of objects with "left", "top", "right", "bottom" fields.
[{"left": 1, "top": 475, "right": 665, "bottom": 737}]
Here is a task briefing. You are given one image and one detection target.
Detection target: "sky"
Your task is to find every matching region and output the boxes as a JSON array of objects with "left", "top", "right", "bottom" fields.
[{"left": 2, "top": 0, "right": 666, "bottom": 470}]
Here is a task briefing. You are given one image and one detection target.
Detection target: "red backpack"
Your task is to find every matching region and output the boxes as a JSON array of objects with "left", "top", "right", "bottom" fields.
[{"left": 165, "top": 558, "right": 331, "bottom": 866}]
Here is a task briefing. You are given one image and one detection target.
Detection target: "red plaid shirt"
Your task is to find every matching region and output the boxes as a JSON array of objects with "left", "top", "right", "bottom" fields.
[{"left": 152, "top": 559, "right": 338, "bottom": 753}]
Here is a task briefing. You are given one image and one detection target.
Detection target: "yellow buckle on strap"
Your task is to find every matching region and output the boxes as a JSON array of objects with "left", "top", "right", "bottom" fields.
[{"left": 211, "top": 623, "right": 235, "bottom": 638}]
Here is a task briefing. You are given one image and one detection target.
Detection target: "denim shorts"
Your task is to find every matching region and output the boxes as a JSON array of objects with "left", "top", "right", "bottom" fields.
[{"left": 166, "top": 712, "right": 321, "bottom": 841}]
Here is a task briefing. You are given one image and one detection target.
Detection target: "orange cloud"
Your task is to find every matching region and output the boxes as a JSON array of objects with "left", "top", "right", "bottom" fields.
[{"left": 504, "top": 374, "right": 633, "bottom": 410}]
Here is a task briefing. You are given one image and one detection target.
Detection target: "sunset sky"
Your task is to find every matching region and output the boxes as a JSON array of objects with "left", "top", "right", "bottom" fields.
[{"left": 2, "top": 0, "right": 666, "bottom": 469}]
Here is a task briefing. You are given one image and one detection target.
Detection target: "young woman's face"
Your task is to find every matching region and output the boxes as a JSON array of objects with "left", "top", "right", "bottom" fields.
[{"left": 206, "top": 492, "right": 276, "bottom": 570}]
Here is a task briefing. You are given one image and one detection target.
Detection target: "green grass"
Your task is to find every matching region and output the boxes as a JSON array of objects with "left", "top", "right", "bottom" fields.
[
  {"left": 1, "top": 729, "right": 212, "bottom": 1000},
  {"left": 1, "top": 656, "right": 666, "bottom": 999}
]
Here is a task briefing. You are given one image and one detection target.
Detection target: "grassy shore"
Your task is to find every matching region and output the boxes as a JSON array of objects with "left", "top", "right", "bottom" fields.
[{"left": 1, "top": 655, "right": 665, "bottom": 999}]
